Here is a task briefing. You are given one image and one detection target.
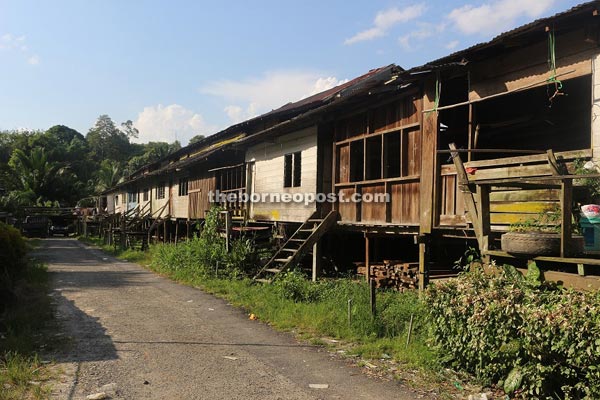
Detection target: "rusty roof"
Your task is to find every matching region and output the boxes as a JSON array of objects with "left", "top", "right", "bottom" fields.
[{"left": 408, "top": 1, "right": 599, "bottom": 73}]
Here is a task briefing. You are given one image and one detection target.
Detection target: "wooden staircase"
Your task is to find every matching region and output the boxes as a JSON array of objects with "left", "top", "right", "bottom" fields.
[{"left": 253, "top": 210, "right": 338, "bottom": 283}]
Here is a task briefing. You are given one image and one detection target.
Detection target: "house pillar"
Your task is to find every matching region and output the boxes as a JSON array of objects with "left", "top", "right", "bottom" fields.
[{"left": 311, "top": 241, "right": 320, "bottom": 282}]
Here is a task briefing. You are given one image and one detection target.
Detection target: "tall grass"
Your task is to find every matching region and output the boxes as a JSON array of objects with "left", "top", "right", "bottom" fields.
[{"left": 0, "top": 227, "right": 54, "bottom": 399}]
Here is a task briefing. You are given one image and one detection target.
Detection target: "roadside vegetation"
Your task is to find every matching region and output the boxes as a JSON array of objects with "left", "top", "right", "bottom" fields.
[
  {"left": 0, "top": 222, "right": 54, "bottom": 399},
  {"left": 81, "top": 207, "right": 600, "bottom": 399}
]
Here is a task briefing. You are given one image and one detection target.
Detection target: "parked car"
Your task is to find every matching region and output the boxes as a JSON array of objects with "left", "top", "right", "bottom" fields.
[
  {"left": 21, "top": 216, "right": 50, "bottom": 237},
  {"left": 49, "top": 217, "right": 73, "bottom": 237}
]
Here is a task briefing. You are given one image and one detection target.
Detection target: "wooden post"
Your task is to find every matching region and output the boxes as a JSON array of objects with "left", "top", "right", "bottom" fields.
[
  {"left": 418, "top": 241, "right": 426, "bottom": 293},
  {"left": 364, "top": 233, "right": 370, "bottom": 282},
  {"left": 120, "top": 214, "right": 126, "bottom": 249},
  {"left": 560, "top": 178, "right": 573, "bottom": 257},
  {"left": 449, "top": 143, "right": 483, "bottom": 244},
  {"left": 312, "top": 241, "right": 320, "bottom": 282},
  {"left": 477, "top": 184, "right": 491, "bottom": 257},
  {"left": 369, "top": 278, "right": 376, "bottom": 317},
  {"left": 175, "top": 221, "right": 179, "bottom": 245},
  {"left": 163, "top": 219, "right": 167, "bottom": 243},
  {"left": 225, "top": 211, "right": 232, "bottom": 252}
]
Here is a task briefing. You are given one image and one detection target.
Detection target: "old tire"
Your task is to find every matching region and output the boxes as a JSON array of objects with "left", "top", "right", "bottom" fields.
[{"left": 501, "top": 232, "right": 584, "bottom": 256}]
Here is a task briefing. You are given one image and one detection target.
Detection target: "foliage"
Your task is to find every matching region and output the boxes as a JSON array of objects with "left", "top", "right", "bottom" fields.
[
  {"left": 425, "top": 261, "right": 600, "bottom": 399},
  {"left": 0, "top": 222, "right": 28, "bottom": 309},
  {"left": 188, "top": 134, "right": 206, "bottom": 145},
  {"left": 509, "top": 206, "right": 561, "bottom": 233},
  {"left": 150, "top": 208, "right": 255, "bottom": 279},
  {"left": 0, "top": 117, "right": 180, "bottom": 210},
  {"left": 573, "top": 158, "right": 600, "bottom": 201}
]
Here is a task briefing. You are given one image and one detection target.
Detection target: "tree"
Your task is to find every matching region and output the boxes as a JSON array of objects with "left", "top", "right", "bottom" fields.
[
  {"left": 8, "top": 147, "right": 64, "bottom": 201},
  {"left": 121, "top": 120, "right": 139, "bottom": 139},
  {"left": 189, "top": 134, "right": 205, "bottom": 145},
  {"left": 86, "top": 115, "right": 132, "bottom": 163},
  {"left": 95, "top": 160, "right": 122, "bottom": 193}
]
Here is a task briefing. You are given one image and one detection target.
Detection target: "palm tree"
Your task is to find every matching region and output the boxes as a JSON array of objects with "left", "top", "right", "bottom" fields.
[
  {"left": 9, "top": 147, "right": 63, "bottom": 200},
  {"left": 95, "top": 161, "right": 122, "bottom": 193}
]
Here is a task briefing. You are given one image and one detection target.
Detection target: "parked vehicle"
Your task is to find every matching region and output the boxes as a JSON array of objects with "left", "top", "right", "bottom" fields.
[{"left": 21, "top": 216, "right": 50, "bottom": 237}]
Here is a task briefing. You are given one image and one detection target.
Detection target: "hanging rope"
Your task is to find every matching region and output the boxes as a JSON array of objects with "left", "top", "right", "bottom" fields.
[{"left": 547, "top": 29, "right": 564, "bottom": 106}]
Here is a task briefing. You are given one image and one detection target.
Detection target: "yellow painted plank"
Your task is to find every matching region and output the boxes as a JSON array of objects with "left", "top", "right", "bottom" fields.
[{"left": 490, "top": 201, "right": 558, "bottom": 213}]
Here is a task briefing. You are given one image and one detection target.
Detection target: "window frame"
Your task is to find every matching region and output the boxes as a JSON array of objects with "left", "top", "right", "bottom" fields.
[{"left": 283, "top": 151, "right": 302, "bottom": 188}]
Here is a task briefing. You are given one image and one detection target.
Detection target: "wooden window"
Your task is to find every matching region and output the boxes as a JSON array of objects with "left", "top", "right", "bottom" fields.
[
  {"left": 349, "top": 140, "right": 364, "bottom": 182},
  {"left": 178, "top": 178, "right": 189, "bottom": 196},
  {"left": 365, "top": 136, "right": 382, "bottom": 180},
  {"left": 156, "top": 182, "right": 165, "bottom": 199},
  {"left": 127, "top": 191, "right": 137, "bottom": 203},
  {"left": 383, "top": 132, "right": 401, "bottom": 178},
  {"left": 284, "top": 151, "right": 301, "bottom": 188},
  {"left": 122, "top": 193, "right": 126, "bottom": 204},
  {"left": 143, "top": 188, "right": 149, "bottom": 202}
]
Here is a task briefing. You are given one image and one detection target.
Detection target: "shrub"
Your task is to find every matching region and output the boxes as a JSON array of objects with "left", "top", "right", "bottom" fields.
[
  {"left": 425, "top": 262, "right": 600, "bottom": 399},
  {"left": 0, "top": 222, "right": 28, "bottom": 310}
]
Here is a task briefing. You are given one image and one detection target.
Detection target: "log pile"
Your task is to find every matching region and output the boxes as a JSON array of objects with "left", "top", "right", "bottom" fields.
[{"left": 356, "top": 260, "right": 419, "bottom": 291}]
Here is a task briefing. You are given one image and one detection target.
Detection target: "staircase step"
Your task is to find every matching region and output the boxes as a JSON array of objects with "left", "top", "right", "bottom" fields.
[
  {"left": 265, "top": 268, "right": 282, "bottom": 274},
  {"left": 307, "top": 219, "right": 323, "bottom": 223},
  {"left": 288, "top": 238, "right": 305, "bottom": 242},
  {"left": 255, "top": 278, "right": 271, "bottom": 284},
  {"left": 274, "top": 258, "right": 291, "bottom": 263},
  {"left": 280, "top": 248, "right": 297, "bottom": 253}
]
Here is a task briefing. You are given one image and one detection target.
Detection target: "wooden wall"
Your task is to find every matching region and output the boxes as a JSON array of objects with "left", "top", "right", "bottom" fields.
[
  {"left": 333, "top": 93, "right": 422, "bottom": 225},
  {"left": 188, "top": 172, "right": 215, "bottom": 220},
  {"left": 438, "top": 149, "right": 591, "bottom": 230},
  {"left": 246, "top": 126, "right": 318, "bottom": 222}
]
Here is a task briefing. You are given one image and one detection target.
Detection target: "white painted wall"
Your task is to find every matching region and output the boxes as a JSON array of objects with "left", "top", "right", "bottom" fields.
[
  {"left": 105, "top": 193, "right": 115, "bottom": 214},
  {"left": 151, "top": 181, "right": 170, "bottom": 217},
  {"left": 245, "top": 126, "right": 317, "bottom": 222},
  {"left": 172, "top": 177, "right": 189, "bottom": 219}
]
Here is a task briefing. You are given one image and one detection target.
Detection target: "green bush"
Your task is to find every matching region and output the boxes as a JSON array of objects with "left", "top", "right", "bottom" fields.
[
  {"left": 150, "top": 208, "right": 257, "bottom": 279},
  {"left": 0, "top": 222, "right": 28, "bottom": 310},
  {"left": 425, "top": 263, "right": 600, "bottom": 399}
]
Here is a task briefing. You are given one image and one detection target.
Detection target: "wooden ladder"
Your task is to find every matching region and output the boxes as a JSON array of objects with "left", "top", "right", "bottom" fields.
[{"left": 253, "top": 210, "right": 338, "bottom": 283}]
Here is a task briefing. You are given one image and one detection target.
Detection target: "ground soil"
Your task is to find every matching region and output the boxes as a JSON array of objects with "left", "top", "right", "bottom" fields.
[{"left": 37, "top": 238, "right": 429, "bottom": 400}]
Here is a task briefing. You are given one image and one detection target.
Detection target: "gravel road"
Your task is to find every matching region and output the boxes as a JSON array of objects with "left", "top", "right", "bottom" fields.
[{"left": 38, "top": 238, "right": 423, "bottom": 399}]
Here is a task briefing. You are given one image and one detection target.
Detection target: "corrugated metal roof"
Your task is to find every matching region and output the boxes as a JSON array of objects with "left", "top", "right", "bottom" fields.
[
  {"left": 120, "top": 64, "right": 399, "bottom": 186},
  {"left": 410, "top": 1, "right": 599, "bottom": 72}
]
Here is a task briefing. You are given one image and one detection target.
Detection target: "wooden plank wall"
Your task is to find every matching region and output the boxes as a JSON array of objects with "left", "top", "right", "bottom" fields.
[
  {"left": 334, "top": 93, "right": 422, "bottom": 225},
  {"left": 438, "top": 149, "right": 591, "bottom": 230},
  {"left": 188, "top": 174, "right": 215, "bottom": 220}
]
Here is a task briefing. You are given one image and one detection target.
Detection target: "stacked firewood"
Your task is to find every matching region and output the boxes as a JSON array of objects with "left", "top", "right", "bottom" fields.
[{"left": 356, "top": 260, "right": 419, "bottom": 291}]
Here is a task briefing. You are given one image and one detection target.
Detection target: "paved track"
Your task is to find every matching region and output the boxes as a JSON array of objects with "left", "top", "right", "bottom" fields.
[{"left": 39, "top": 238, "right": 421, "bottom": 399}]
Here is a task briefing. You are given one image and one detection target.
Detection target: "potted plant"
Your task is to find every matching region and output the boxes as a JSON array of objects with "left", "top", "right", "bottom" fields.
[{"left": 501, "top": 208, "right": 584, "bottom": 256}]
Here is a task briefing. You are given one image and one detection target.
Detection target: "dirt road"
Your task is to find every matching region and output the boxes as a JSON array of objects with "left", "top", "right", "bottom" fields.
[{"left": 39, "top": 238, "right": 422, "bottom": 399}]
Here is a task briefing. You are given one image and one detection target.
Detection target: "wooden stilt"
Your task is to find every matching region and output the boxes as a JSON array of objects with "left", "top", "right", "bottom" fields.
[
  {"left": 175, "top": 221, "right": 179, "bottom": 245},
  {"left": 312, "top": 241, "right": 320, "bottom": 282},
  {"left": 364, "top": 233, "right": 370, "bottom": 282}
]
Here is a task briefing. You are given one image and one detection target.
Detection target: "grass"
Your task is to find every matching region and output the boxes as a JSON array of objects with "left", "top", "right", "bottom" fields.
[
  {"left": 0, "top": 259, "right": 55, "bottom": 399},
  {"left": 0, "top": 352, "right": 52, "bottom": 400},
  {"left": 79, "top": 236, "right": 467, "bottom": 396},
  {"left": 78, "top": 235, "right": 152, "bottom": 265}
]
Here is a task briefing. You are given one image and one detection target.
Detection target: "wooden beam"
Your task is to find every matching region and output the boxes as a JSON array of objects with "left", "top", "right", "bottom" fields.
[
  {"left": 560, "top": 178, "right": 573, "bottom": 257},
  {"left": 449, "top": 143, "right": 483, "bottom": 242},
  {"left": 365, "top": 233, "right": 370, "bottom": 282},
  {"left": 419, "top": 81, "right": 437, "bottom": 234},
  {"left": 477, "top": 185, "right": 491, "bottom": 254},
  {"left": 312, "top": 241, "right": 320, "bottom": 282}
]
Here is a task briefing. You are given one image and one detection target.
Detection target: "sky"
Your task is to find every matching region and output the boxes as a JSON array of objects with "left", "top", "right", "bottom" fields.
[{"left": 0, "top": 0, "right": 585, "bottom": 145}]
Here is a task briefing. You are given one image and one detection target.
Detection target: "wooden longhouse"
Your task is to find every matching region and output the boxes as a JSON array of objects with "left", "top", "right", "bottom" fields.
[{"left": 103, "top": 1, "right": 600, "bottom": 289}]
